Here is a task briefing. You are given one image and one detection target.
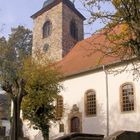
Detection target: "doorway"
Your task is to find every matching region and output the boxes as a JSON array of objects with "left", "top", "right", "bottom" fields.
[{"left": 71, "top": 117, "right": 80, "bottom": 132}]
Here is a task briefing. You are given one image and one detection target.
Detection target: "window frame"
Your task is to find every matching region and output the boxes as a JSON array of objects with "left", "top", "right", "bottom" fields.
[
  {"left": 70, "top": 20, "right": 78, "bottom": 40},
  {"left": 120, "top": 82, "right": 135, "bottom": 113},
  {"left": 56, "top": 95, "right": 63, "bottom": 120},
  {"left": 43, "top": 43, "right": 50, "bottom": 52},
  {"left": 42, "top": 20, "right": 52, "bottom": 38},
  {"left": 59, "top": 123, "right": 64, "bottom": 133},
  {"left": 85, "top": 89, "right": 97, "bottom": 117}
]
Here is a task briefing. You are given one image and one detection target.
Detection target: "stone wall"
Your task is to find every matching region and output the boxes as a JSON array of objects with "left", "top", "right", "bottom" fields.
[
  {"left": 62, "top": 3, "right": 84, "bottom": 56},
  {"left": 32, "top": 2, "right": 63, "bottom": 61},
  {"left": 32, "top": 1, "right": 84, "bottom": 61}
]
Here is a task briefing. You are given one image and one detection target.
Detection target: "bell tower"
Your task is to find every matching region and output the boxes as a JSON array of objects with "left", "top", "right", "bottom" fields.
[{"left": 32, "top": 0, "right": 85, "bottom": 61}]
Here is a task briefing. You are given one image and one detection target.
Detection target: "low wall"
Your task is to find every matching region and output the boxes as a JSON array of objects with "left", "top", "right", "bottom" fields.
[
  {"left": 0, "top": 137, "right": 29, "bottom": 140},
  {"left": 104, "top": 131, "right": 140, "bottom": 140},
  {"left": 0, "top": 137, "right": 8, "bottom": 140},
  {"left": 55, "top": 133, "right": 104, "bottom": 140}
]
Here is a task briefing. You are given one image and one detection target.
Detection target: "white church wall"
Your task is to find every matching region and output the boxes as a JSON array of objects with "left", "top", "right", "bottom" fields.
[
  {"left": 49, "top": 122, "right": 65, "bottom": 140},
  {"left": 50, "top": 70, "right": 108, "bottom": 138},
  {"left": 23, "top": 120, "right": 43, "bottom": 140},
  {"left": 108, "top": 66, "right": 140, "bottom": 134},
  {"left": 63, "top": 71, "right": 107, "bottom": 135},
  {"left": 50, "top": 63, "right": 140, "bottom": 139},
  {"left": 24, "top": 63, "right": 140, "bottom": 140}
]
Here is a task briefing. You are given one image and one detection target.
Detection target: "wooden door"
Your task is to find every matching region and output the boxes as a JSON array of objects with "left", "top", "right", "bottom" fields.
[{"left": 71, "top": 117, "right": 80, "bottom": 132}]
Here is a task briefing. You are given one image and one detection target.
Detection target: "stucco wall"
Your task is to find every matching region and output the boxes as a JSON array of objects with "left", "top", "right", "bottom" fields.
[
  {"left": 49, "top": 64, "right": 140, "bottom": 139},
  {"left": 2, "top": 120, "right": 10, "bottom": 136},
  {"left": 108, "top": 67, "right": 140, "bottom": 134},
  {"left": 51, "top": 70, "right": 107, "bottom": 138},
  {"left": 23, "top": 63, "right": 140, "bottom": 140},
  {"left": 23, "top": 120, "right": 43, "bottom": 140}
]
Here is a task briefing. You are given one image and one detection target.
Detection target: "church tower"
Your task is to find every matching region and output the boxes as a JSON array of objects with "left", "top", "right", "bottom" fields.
[{"left": 31, "top": 0, "right": 85, "bottom": 60}]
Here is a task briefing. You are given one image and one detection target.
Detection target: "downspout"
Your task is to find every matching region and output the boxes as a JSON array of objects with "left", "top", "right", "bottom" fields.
[{"left": 103, "top": 65, "right": 109, "bottom": 136}]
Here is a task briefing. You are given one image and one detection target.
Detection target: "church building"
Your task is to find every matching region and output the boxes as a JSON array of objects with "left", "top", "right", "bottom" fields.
[{"left": 24, "top": 0, "right": 140, "bottom": 139}]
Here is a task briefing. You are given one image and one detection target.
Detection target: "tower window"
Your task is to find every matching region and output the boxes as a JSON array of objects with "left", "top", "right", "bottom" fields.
[
  {"left": 43, "top": 20, "right": 52, "bottom": 38},
  {"left": 70, "top": 20, "right": 78, "bottom": 40},
  {"left": 120, "top": 83, "right": 135, "bottom": 112},
  {"left": 43, "top": 43, "right": 50, "bottom": 52},
  {"left": 85, "top": 89, "right": 96, "bottom": 116},
  {"left": 56, "top": 95, "right": 63, "bottom": 119}
]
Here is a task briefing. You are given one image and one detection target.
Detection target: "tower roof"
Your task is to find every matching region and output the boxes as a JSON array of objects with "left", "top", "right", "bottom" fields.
[
  {"left": 43, "top": 0, "right": 75, "bottom": 8},
  {"left": 43, "top": 0, "right": 56, "bottom": 8},
  {"left": 31, "top": 0, "right": 86, "bottom": 20}
]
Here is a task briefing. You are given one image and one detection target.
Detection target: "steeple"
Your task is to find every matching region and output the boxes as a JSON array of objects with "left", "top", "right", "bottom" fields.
[{"left": 32, "top": 0, "right": 86, "bottom": 60}]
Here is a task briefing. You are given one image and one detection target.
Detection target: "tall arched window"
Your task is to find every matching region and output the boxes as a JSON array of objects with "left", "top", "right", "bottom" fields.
[
  {"left": 43, "top": 20, "right": 52, "bottom": 38},
  {"left": 85, "top": 89, "right": 96, "bottom": 116},
  {"left": 56, "top": 95, "right": 63, "bottom": 119},
  {"left": 120, "top": 83, "right": 135, "bottom": 112},
  {"left": 70, "top": 20, "right": 78, "bottom": 40}
]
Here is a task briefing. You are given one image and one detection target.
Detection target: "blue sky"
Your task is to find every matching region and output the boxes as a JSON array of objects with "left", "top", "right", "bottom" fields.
[
  {"left": 0, "top": 0, "right": 44, "bottom": 37},
  {"left": 0, "top": 0, "right": 105, "bottom": 38}
]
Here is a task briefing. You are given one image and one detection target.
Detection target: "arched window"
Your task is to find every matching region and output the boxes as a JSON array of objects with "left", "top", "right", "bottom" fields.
[
  {"left": 120, "top": 83, "right": 135, "bottom": 112},
  {"left": 43, "top": 20, "right": 52, "bottom": 38},
  {"left": 56, "top": 95, "right": 63, "bottom": 119},
  {"left": 85, "top": 89, "right": 96, "bottom": 116},
  {"left": 70, "top": 20, "right": 78, "bottom": 40}
]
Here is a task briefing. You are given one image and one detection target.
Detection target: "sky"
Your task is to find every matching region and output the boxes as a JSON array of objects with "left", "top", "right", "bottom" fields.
[
  {"left": 0, "top": 0, "right": 106, "bottom": 38},
  {"left": 0, "top": 0, "right": 44, "bottom": 37}
]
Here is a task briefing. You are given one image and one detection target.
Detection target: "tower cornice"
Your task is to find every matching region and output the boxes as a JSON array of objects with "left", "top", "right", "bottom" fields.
[{"left": 31, "top": 0, "right": 86, "bottom": 20}]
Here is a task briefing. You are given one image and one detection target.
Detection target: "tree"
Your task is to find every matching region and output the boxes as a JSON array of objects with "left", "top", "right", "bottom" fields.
[
  {"left": 82, "top": 0, "right": 140, "bottom": 57},
  {"left": 0, "top": 25, "right": 32, "bottom": 140},
  {"left": 21, "top": 54, "right": 62, "bottom": 140},
  {"left": 0, "top": 25, "right": 62, "bottom": 140}
]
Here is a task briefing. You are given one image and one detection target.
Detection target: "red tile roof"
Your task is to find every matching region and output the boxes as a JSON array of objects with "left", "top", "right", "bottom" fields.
[{"left": 57, "top": 26, "right": 124, "bottom": 76}]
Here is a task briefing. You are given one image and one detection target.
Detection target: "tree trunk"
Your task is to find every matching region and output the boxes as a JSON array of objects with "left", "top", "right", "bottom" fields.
[
  {"left": 43, "top": 125, "right": 49, "bottom": 140},
  {"left": 10, "top": 96, "right": 23, "bottom": 140},
  {"left": 10, "top": 98, "right": 17, "bottom": 140},
  {"left": 43, "top": 134, "right": 49, "bottom": 140},
  {"left": 10, "top": 79, "right": 26, "bottom": 140}
]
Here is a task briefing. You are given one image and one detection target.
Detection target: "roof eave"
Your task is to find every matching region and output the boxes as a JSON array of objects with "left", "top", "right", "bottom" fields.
[
  {"left": 31, "top": 0, "right": 62, "bottom": 19},
  {"left": 63, "top": 0, "right": 86, "bottom": 20},
  {"left": 62, "top": 57, "right": 138, "bottom": 79}
]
